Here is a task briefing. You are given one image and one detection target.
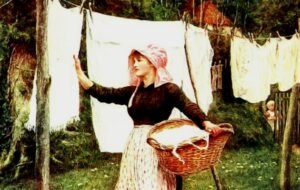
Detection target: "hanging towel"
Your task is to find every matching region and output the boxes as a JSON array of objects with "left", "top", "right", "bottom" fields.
[
  {"left": 185, "top": 24, "right": 213, "bottom": 113},
  {"left": 86, "top": 13, "right": 212, "bottom": 152},
  {"left": 276, "top": 35, "right": 299, "bottom": 91},
  {"left": 230, "top": 37, "right": 270, "bottom": 103},
  {"left": 26, "top": 0, "right": 83, "bottom": 130},
  {"left": 264, "top": 38, "right": 279, "bottom": 85}
]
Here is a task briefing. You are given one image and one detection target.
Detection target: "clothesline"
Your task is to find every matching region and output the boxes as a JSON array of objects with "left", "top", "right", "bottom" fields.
[{"left": 207, "top": 30, "right": 296, "bottom": 40}]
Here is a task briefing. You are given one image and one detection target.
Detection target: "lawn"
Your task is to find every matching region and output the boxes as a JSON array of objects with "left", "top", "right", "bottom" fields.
[{"left": 1, "top": 146, "right": 300, "bottom": 190}]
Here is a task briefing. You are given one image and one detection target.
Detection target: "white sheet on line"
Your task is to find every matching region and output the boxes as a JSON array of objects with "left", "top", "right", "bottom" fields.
[
  {"left": 276, "top": 35, "right": 299, "bottom": 91},
  {"left": 185, "top": 24, "right": 213, "bottom": 113},
  {"left": 264, "top": 38, "right": 280, "bottom": 85},
  {"left": 231, "top": 34, "right": 300, "bottom": 103},
  {"left": 86, "top": 12, "right": 213, "bottom": 153},
  {"left": 26, "top": 0, "right": 82, "bottom": 130},
  {"left": 230, "top": 37, "right": 271, "bottom": 103}
]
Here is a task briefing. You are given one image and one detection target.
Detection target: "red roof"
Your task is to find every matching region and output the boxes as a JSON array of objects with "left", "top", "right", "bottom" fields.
[{"left": 185, "top": 0, "right": 232, "bottom": 26}]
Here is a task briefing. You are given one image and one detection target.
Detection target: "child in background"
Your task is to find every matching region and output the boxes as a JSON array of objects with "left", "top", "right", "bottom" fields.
[{"left": 265, "top": 100, "right": 277, "bottom": 131}]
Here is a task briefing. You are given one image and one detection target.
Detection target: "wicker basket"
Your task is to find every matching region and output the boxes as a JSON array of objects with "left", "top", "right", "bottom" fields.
[{"left": 147, "top": 119, "right": 234, "bottom": 176}]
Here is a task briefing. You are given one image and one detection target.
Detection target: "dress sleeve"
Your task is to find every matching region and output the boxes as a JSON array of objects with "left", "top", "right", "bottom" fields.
[
  {"left": 166, "top": 83, "right": 208, "bottom": 129},
  {"left": 86, "top": 82, "right": 135, "bottom": 105}
]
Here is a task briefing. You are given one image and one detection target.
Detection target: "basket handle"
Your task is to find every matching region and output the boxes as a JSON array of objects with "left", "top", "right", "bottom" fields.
[
  {"left": 213, "top": 123, "right": 234, "bottom": 136},
  {"left": 147, "top": 137, "right": 161, "bottom": 149}
]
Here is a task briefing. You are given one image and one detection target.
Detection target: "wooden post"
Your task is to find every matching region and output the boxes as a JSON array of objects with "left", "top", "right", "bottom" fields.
[
  {"left": 280, "top": 86, "right": 297, "bottom": 190},
  {"left": 279, "top": 17, "right": 300, "bottom": 190},
  {"left": 184, "top": 33, "right": 199, "bottom": 106},
  {"left": 35, "top": 0, "right": 50, "bottom": 189},
  {"left": 199, "top": 0, "right": 203, "bottom": 26},
  {"left": 211, "top": 166, "right": 223, "bottom": 190},
  {"left": 192, "top": 0, "right": 195, "bottom": 19}
]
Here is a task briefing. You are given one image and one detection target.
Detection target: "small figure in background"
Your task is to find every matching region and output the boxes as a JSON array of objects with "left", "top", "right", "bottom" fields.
[{"left": 264, "top": 100, "right": 277, "bottom": 131}]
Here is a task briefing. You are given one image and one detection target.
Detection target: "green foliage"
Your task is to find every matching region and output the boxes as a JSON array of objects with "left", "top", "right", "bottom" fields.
[
  {"left": 88, "top": 0, "right": 185, "bottom": 21},
  {"left": 208, "top": 97, "right": 274, "bottom": 149},
  {"left": 144, "top": 1, "right": 183, "bottom": 21},
  {"left": 0, "top": 20, "right": 33, "bottom": 152},
  {"left": 16, "top": 125, "right": 101, "bottom": 179},
  {"left": 216, "top": 0, "right": 300, "bottom": 36},
  {"left": 0, "top": 22, "right": 13, "bottom": 152},
  {"left": 49, "top": 129, "right": 101, "bottom": 174}
]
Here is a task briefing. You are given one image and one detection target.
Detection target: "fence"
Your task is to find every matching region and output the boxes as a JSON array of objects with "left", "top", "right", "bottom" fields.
[{"left": 274, "top": 85, "right": 300, "bottom": 144}]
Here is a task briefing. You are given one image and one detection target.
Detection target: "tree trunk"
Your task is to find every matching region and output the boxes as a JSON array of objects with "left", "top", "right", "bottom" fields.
[
  {"left": 0, "top": 44, "right": 36, "bottom": 177},
  {"left": 279, "top": 85, "right": 297, "bottom": 190},
  {"left": 0, "top": 44, "right": 36, "bottom": 179},
  {"left": 35, "top": 0, "right": 50, "bottom": 189}
]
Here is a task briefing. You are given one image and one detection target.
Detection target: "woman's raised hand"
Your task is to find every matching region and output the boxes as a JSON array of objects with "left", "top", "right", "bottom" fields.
[
  {"left": 73, "top": 55, "right": 93, "bottom": 90},
  {"left": 74, "top": 55, "right": 83, "bottom": 74}
]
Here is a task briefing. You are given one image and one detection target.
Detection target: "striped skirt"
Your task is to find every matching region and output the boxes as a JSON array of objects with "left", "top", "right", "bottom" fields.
[{"left": 115, "top": 125, "right": 176, "bottom": 190}]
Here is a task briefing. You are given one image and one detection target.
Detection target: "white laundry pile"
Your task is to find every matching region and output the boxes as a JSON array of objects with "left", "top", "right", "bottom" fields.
[
  {"left": 150, "top": 124, "right": 209, "bottom": 163},
  {"left": 26, "top": 0, "right": 83, "bottom": 130},
  {"left": 86, "top": 12, "right": 213, "bottom": 152}
]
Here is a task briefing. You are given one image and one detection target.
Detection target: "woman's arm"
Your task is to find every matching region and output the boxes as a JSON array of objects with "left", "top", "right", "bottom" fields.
[
  {"left": 73, "top": 55, "right": 134, "bottom": 105},
  {"left": 86, "top": 83, "right": 134, "bottom": 105},
  {"left": 167, "top": 83, "right": 221, "bottom": 136}
]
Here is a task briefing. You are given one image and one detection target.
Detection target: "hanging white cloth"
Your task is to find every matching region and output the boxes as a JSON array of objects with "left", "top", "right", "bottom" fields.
[
  {"left": 86, "top": 12, "right": 213, "bottom": 152},
  {"left": 276, "top": 35, "right": 299, "bottom": 91},
  {"left": 264, "top": 38, "right": 280, "bottom": 85},
  {"left": 230, "top": 37, "right": 271, "bottom": 103},
  {"left": 26, "top": 0, "right": 83, "bottom": 130},
  {"left": 185, "top": 24, "right": 213, "bottom": 113},
  {"left": 231, "top": 34, "right": 300, "bottom": 103}
]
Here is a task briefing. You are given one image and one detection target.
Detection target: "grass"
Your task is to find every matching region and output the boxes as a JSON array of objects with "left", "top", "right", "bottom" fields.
[
  {"left": 185, "top": 146, "right": 292, "bottom": 190},
  {"left": 1, "top": 146, "right": 300, "bottom": 190}
]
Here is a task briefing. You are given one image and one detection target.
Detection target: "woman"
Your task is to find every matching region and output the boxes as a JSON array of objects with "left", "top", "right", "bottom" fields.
[{"left": 74, "top": 44, "right": 221, "bottom": 190}]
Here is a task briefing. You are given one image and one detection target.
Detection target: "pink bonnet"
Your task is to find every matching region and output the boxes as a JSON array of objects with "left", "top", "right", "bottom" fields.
[{"left": 128, "top": 44, "right": 173, "bottom": 87}]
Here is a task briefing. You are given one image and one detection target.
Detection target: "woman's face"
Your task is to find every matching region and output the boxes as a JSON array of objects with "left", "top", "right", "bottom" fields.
[{"left": 132, "top": 54, "right": 155, "bottom": 78}]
